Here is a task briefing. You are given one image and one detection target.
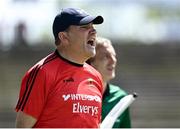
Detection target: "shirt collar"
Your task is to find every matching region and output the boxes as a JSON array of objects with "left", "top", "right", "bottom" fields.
[{"left": 55, "top": 49, "right": 83, "bottom": 67}]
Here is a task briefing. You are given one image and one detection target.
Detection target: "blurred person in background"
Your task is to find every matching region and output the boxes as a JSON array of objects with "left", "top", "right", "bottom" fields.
[
  {"left": 87, "top": 37, "right": 131, "bottom": 128},
  {"left": 15, "top": 8, "right": 104, "bottom": 128},
  {"left": 14, "top": 21, "right": 28, "bottom": 48}
]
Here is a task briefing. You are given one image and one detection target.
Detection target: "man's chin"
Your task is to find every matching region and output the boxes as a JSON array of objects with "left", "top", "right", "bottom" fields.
[
  {"left": 87, "top": 51, "right": 96, "bottom": 58},
  {"left": 108, "top": 74, "right": 115, "bottom": 80},
  {"left": 105, "top": 76, "right": 115, "bottom": 82}
]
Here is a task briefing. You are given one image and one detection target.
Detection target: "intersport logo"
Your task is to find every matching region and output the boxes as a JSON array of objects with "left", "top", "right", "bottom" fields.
[{"left": 62, "top": 94, "right": 101, "bottom": 102}]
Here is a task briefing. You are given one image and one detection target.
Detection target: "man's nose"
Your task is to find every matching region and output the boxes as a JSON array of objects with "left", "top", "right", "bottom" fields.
[
  {"left": 109, "top": 55, "right": 117, "bottom": 64},
  {"left": 90, "top": 28, "right": 97, "bottom": 34}
]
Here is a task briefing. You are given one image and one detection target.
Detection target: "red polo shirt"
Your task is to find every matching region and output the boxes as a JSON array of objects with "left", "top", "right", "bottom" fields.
[{"left": 15, "top": 50, "right": 103, "bottom": 128}]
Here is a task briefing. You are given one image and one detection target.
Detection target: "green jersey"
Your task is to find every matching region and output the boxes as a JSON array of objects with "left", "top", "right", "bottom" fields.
[{"left": 102, "top": 84, "right": 131, "bottom": 128}]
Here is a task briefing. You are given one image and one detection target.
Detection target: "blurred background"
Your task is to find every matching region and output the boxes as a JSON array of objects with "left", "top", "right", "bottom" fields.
[{"left": 0, "top": 0, "right": 180, "bottom": 127}]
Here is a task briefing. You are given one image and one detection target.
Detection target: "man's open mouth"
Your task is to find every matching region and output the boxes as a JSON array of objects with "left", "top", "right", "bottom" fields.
[{"left": 87, "top": 39, "right": 95, "bottom": 46}]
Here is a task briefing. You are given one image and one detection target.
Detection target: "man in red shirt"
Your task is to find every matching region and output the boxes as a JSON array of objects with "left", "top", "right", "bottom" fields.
[{"left": 15, "top": 8, "right": 104, "bottom": 128}]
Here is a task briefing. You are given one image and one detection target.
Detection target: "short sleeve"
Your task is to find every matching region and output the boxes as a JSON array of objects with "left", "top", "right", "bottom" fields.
[{"left": 15, "top": 65, "right": 47, "bottom": 119}]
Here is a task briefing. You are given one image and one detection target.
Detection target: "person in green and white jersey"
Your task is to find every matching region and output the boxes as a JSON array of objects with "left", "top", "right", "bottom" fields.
[{"left": 87, "top": 37, "right": 131, "bottom": 128}]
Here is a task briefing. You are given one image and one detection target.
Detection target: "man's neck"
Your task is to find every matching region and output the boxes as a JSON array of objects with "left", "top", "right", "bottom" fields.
[
  {"left": 103, "top": 81, "right": 107, "bottom": 94},
  {"left": 57, "top": 48, "right": 85, "bottom": 65}
]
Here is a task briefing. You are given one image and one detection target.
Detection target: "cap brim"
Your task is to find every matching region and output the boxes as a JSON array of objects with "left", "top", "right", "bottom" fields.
[{"left": 79, "top": 15, "right": 104, "bottom": 25}]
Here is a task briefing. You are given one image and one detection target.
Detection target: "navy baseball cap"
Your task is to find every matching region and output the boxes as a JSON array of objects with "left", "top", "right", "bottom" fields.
[{"left": 52, "top": 8, "right": 104, "bottom": 39}]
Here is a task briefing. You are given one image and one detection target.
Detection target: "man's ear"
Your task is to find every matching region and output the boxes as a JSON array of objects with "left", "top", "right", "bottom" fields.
[{"left": 58, "top": 32, "right": 68, "bottom": 42}]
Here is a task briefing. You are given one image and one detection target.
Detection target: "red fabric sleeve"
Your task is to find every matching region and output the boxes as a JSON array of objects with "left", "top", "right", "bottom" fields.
[{"left": 15, "top": 65, "right": 48, "bottom": 119}]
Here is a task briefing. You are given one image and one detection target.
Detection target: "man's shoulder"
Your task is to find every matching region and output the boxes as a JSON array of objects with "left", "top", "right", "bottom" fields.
[
  {"left": 26, "top": 51, "right": 60, "bottom": 73},
  {"left": 109, "top": 84, "right": 127, "bottom": 96},
  {"left": 84, "top": 63, "right": 103, "bottom": 88},
  {"left": 85, "top": 63, "right": 102, "bottom": 76}
]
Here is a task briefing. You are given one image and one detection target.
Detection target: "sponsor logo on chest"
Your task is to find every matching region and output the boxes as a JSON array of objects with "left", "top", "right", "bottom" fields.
[{"left": 62, "top": 94, "right": 101, "bottom": 116}]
